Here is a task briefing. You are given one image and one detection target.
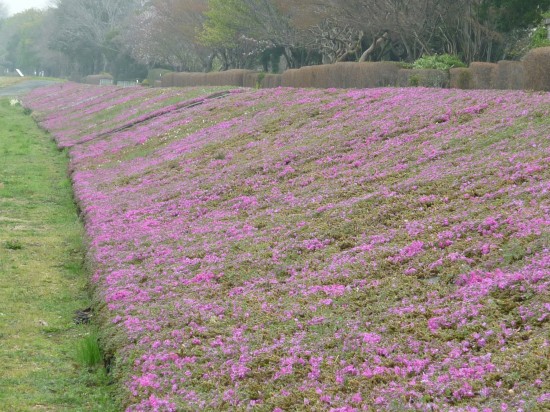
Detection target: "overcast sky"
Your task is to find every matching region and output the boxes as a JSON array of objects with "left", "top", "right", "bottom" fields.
[{"left": 4, "top": 0, "right": 52, "bottom": 16}]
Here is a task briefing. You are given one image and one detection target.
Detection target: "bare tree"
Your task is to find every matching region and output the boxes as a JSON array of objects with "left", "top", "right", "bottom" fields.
[
  {"left": 437, "top": 0, "right": 501, "bottom": 62},
  {"left": 34, "top": 9, "right": 72, "bottom": 76},
  {"left": 199, "top": 0, "right": 323, "bottom": 70},
  {"left": 123, "top": 0, "right": 213, "bottom": 71},
  {"left": 317, "top": 0, "right": 438, "bottom": 61},
  {"left": 51, "top": 0, "right": 143, "bottom": 74},
  {"left": 240, "top": 0, "right": 318, "bottom": 68},
  {"left": 321, "top": 0, "right": 501, "bottom": 63},
  {"left": 308, "top": 19, "right": 365, "bottom": 63}
]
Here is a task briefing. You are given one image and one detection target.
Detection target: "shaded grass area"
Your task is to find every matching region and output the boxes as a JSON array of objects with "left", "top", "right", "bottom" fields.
[{"left": 0, "top": 99, "right": 116, "bottom": 411}]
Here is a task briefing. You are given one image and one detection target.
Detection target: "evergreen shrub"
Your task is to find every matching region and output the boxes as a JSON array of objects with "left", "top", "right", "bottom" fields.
[{"left": 413, "top": 54, "right": 466, "bottom": 71}]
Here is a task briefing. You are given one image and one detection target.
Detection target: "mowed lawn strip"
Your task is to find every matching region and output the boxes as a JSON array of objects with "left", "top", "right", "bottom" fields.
[{"left": 0, "top": 99, "right": 115, "bottom": 411}]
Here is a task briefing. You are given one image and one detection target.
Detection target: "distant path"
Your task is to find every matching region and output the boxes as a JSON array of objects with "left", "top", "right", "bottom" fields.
[{"left": 0, "top": 80, "right": 59, "bottom": 97}]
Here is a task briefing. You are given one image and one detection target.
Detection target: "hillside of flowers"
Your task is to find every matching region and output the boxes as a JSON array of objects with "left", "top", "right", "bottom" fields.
[{"left": 23, "top": 83, "right": 549, "bottom": 411}]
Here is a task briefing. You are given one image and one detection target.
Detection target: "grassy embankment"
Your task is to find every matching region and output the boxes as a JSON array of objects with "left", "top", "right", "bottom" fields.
[{"left": 0, "top": 98, "right": 116, "bottom": 410}]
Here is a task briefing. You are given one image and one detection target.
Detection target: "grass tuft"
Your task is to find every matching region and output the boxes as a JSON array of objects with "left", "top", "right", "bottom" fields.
[
  {"left": 76, "top": 332, "right": 103, "bottom": 368},
  {"left": 4, "top": 239, "right": 23, "bottom": 250}
]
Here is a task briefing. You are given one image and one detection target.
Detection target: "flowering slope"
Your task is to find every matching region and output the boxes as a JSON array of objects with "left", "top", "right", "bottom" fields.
[{"left": 23, "top": 83, "right": 549, "bottom": 411}]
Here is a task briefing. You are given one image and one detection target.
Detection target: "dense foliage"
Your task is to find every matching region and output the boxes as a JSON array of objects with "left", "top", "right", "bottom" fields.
[
  {"left": 530, "top": 12, "right": 550, "bottom": 49},
  {"left": 531, "top": 26, "right": 550, "bottom": 48},
  {"left": 412, "top": 55, "right": 467, "bottom": 71},
  {"left": 22, "top": 83, "right": 550, "bottom": 411},
  {"left": 479, "top": 0, "right": 550, "bottom": 32}
]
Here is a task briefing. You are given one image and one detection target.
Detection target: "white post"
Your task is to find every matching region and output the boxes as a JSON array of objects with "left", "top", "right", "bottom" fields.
[{"left": 545, "top": 18, "right": 550, "bottom": 40}]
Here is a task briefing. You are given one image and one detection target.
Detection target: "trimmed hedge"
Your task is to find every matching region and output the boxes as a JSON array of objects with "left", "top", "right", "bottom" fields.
[
  {"left": 492, "top": 61, "right": 525, "bottom": 90},
  {"left": 158, "top": 57, "right": 548, "bottom": 91},
  {"left": 84, "top": 74, "right": 113, "bottom": 85},
  {"left": 450, "top": 68, "right": 474, "bottom": 89},
  {"left": 262, "top": 74, "right": 282, "bottom": 88},
  {"left": 207, "top": 69, "right": 249, "bottom": 86},
  {"left": 242, "top": 72, "right": 283, "bottom": 89},
  {"left": 281, "top": 62, "right": 400, "bottom": 88},
  {"left": 281, "top": 68, "right": 300, "bottom": 88},
  {"left": 168, "top": 73, "right": 207, "bottom": 87},
  {"left": 243, "top": 72, "right": 260, "bottom": 88},
  {"left": 161, "top": 72, "right": 175, "bottom": 87},
  {"left": 469, "top": 62, "right": 497, "bottom": 90},
  {"left": 523, "top": 47, "right": 550, "bottom": 91},
  {"left": 160, "top": 70, "right": 253, "bottom": 88},
  {"left": 397, "top": 69, "right": 449, "bottom": 88},
  {"left": 148, "top": 69, "right": 171, "bottom": 85}
]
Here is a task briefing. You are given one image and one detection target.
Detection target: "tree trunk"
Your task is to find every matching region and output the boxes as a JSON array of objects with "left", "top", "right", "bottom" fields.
[
  {"left": 205, "top": 54, "right": 214, "bottom": 72},
  {"left": 284, "top": 47, "right": 297, "bottom": 68},
  {"left": 359, "top": 33, "right": 389, "bottom": 62},
  {"left": 337, "top": 34, "right": 364, "bottom": 62}
]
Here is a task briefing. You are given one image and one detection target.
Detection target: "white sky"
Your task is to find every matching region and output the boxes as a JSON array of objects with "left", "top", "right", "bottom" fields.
[{"left": 4, "top": 0, "right": 52, "bottom": 16}]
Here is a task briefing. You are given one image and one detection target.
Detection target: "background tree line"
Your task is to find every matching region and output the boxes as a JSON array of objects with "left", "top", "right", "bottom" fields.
[{"left": 0, "top": 0, "right": 549, "bottom": 79}]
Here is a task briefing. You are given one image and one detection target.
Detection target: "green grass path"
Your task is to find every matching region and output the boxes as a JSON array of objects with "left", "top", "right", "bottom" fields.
[{"left": 0, "top": 99, "right": 115, "bottom": 411}]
